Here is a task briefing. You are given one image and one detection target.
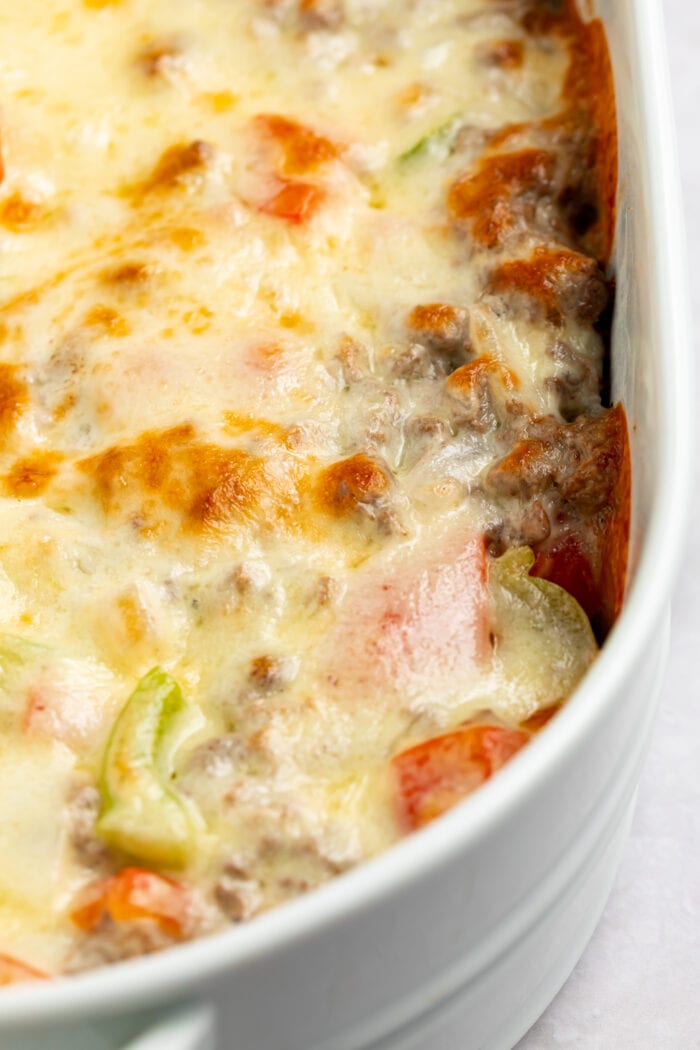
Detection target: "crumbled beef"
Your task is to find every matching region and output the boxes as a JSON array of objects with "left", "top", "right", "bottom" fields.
[
  {"left": 247, "top": 654, "right": 299, "bottom": 692},
  {"left": 487, "top": 247, "right": 609, "bottom": 325},
  {"left": 555, "top": 258, "right": 609, "bottom": 325},
  {"left": 337, "top": 335, "right": 371, "bottom": 385},
  {"left": 313, "top": 574, "right": 340, "bottom": 607},
  {"left": 450, "top": 388, "right": 498, "bottom": 434},
  {"left": 487, "top": 436, "right": 557, "bottom": 498},
  {"left": 66, "top": 783, "right": 110, "bottom": 869},
  {"left": 404, "top": 303, "right": 471, "bottom": 373},
  {"left": 316, "top": 452, "right": 390, "bottom": 515},
  {"left": 229, "top": 561, "right": 270, "bottom": 596},
  {"left": 391, "top": 343, "right": 447, "bottom": 380},
  {"left": 486, "top": 498, "right": 551, "bottom": 554},
  {"left": 263, "top": 0, "right": 344, "bottom": 32},
  {"left": 314, "top": 450, "right": 403, "bottom": 534},
  {"left": 214, "top": 864, "right": 262, "bottom": 922},
  {"left": 487, "top": 408, "right": 625, "bottom": 515},
  {"left": 446, "top": 358, "right": 509, "bottom": 433},
  {"left": 408, "top": 415, "right": 446, "bottom": 438},
  {"left": 136, "top": 42, "right": 188, "bottom": 80},
  {"left": 448, "top": 148, "right": 558, "bottom": 248},
  {"left": 64, "top": 917, "right": 178, "bottom": 974},
  {"left": 474, "top": 38, "right": 525, "bottom": 69},
  {"left": 546, "top": 339, "right": 601, "bottom": 420},
  {"left": 553, "top": 123, "right": 605, "bottom": 248},
  {"left": 185, "top": 734, "right": 253, "bottom": 778},
  {"left": 364, "top": 391, "right": 402, "bottom": 449},
  {"left": 299, "top": 0, "right": 344, "bottom": 30},
  {"left": 256, "top": 834, "right": 355, "bottom": 902},
  {"left": 400, "top": 415, "right": 447, "bottom": 470}
]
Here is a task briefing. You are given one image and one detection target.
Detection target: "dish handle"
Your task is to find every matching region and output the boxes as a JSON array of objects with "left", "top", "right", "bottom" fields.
[{"left": 122, "top": 1002, "right": 217, "bottom": 1050}]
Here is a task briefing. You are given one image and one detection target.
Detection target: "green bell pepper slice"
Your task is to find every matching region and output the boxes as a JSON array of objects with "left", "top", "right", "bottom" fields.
[
  {"left": 97, "top": 667, "right": 203, "bottom": 868},
  {"left": 398, "top": 115, "right": 463, "bottom": 165},
  {"left": 489, "top": 546, "right": 598, "bottom": 712}
]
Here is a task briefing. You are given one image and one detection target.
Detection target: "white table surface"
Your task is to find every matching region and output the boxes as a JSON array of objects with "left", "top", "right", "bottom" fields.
[{"left": 516, "top": 2, "right": 700, "bottom": 1046}]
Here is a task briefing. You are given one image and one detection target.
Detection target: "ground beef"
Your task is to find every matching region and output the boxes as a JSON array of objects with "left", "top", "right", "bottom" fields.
[
  {"left": 184, "top": 734, "right": 253, "bottom": 778},
  {"left": 487, "top": 408, "right": 625, "bottom": 516},
  {"left": 63, "top": 917, "right": 179, "bottom": 974},
  {"left": 486, "top": 498, "right": 551, "bottom": 554},
  {"left": 486, "top": 247, "right": 609, "bottom": 325},
  {"left": 247, "top": 654, "right": 299, "bottom": 693},
  {"left": 336, "top": 335, "right": 371, "bottom": 385},
  {"left": 299, "top": 0, "right": 344, "bottom": 30},
  {"left": 66, "top": 783, "right": 110, "bottom": 869},
  {"left": 214, "top": 864, "right": 262, "bottom": 923},
  {"left": 404, "top": 303, "right": 471, "bottom": 374},
  {"left": 546, "top": 338, "right": 601, "bottom": 421}
]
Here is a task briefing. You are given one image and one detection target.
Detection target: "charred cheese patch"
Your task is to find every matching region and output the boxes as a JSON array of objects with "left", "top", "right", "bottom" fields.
[
  {"left": 448, "top": 149, "right": 557, "bottom": 247},
  {"left": 4, "top": 451, "right": 63, "bottom": 498},
  {"left": 76, "top": 425, "right": 308, "bottom": 538},
  {"left": 315, "top": 454, "right": 390, "bottom": 518},
  {"left": 0, "top": 366, "right": 28, "bottom": 445}
]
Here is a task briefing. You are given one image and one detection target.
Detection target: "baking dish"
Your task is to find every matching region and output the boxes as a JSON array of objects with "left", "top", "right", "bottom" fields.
[{"left": 0, "top": 0, "right": 690, "bottom": 1047}]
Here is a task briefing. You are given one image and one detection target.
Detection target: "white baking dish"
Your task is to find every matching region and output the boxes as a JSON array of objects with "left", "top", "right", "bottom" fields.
[{"left": 0, "top": 2, "right": 690, "bottom": 1048}]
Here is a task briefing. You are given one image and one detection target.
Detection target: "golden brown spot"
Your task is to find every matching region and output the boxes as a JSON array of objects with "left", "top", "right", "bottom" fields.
[
  {"left": 78, "top": 425, "right": 305, "bottom": 535},
  {"left": 0, "top": 364, "right": 28, "bottom": 442},
  {"left": 84, "top": 304, "right": 130, "bottom": 337},
  {"left": 563, "top": 17, "right": 618, "bottom": 263},
  {"left": 299, "top": 0, "right": 344, "bottom": 30},
  {"left": 101, "top": 260, "right": 159, "bottom": 287},
  {"left": 0, "top": 193, "right": 47, "bottom": 232},
  {"left": 182, "top": 305, "right": 213, "bottom": 334},
  {"left": 254, "top": 114, "right": 338, "bottom": 176},
  {"left": 447, "top": 355, "right": 519, "bottom": 398},
  {"left": 406, "top": 303, "right": 469, "bottom": 349},
  {"left": 224, "top": 413, "right": 287, "bottom": 441},
  {"left": 199, "top": 91, "right": 238, "bottom": 114},
  {"left": 315, "top": 453, "right": 389, "bottom": 517},
  {"left": 476, "top": 39, "right": 524, "bottom": 69},
  {"left": 84, "top": 0, "right": 123, "bottom": 7},
  {"left": 248, "top": 655, "right": 295, "bottom": 692},
  {"left": 1, "top": 267, "right": 75, "bottom": 314},
  {"left": 54, "top": 392, "right": 77, "bottom": 422},
  {"left": 115, "top": 591, "right": 148, "bottom": 645},
  {"left": 487, "top": 438, "right": 553, "bottom": 497},
  {"left": 487, "top": 247, "right": 608, "bottom": 324},
  {"left": 223, "top": 413, "right": 308, "bottom": 451},
  {"left": 448, "top": 149, "right": 555, "bottom": 248},
  {"left": 0, "top": 323, "right": 7, "bottom": 345},
  {"left": 136, "top": 43, "right": 187, "bottom": 79},
  {"left": 4, "top": 451, "right": 63, "bottom": 498},
  {"left": 279, "top": 311, "right": 313, "bottom": 332},
  {"left": 249, "top": 341, "right": 291, "bottom": 374},
  {"left": 490, "top": 3, "right": 618, "bottom": 263},
  {"left": 132, "top": 141, "right": 213, "bottom": 200},
  {"left": 396, "top": 82, "right": 432, "bottom": 109},
  {"left": 168, "top": 226, "right": 206, "bottom": 252}
]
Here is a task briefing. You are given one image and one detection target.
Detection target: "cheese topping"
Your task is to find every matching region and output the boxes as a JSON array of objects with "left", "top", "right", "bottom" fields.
[{"left": 0, "top": 0, "right": 627, "bottom": 976}]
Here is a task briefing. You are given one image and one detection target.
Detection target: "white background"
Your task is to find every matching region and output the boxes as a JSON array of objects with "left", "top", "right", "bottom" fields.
[{"left": 517, "top": 2, "right": 700, "bottom": 1046}]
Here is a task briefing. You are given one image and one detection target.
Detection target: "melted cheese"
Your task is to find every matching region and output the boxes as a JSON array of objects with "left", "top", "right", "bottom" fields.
[{"left": 0, "top": 0, "right": 617, "bottom": 974}]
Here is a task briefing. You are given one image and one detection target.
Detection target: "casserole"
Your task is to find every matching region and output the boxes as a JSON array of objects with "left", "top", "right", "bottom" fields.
[{"left": 0, "top": 0, "right": 691, "bottom": 1047}]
